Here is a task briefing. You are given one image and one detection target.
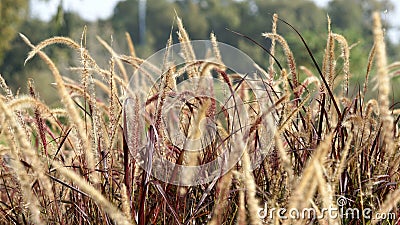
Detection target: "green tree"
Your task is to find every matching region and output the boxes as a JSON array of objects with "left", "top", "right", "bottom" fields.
[
  {"left": 0, "top": 18, "right": 50, "bottom": 92},
  {"left": 111, "top": 0, "right": 179, "bottom": 56},
  {"left": 0, "top": 2, "right": 87, "bottom": 104},
  {"left": 327, "top": 0, "right": 395, "bottom": 79},
  {"left": 175, "top": 0, "right": 209, "bottom": 40},
  {"left": 327, "top": 0, "right": 392, "bottom": 35},
  {"left": 197, "top": 0, "right": 241, "bottom": 44},
  {"left": 0, "top": 0, "right": 29, "bottom": 64}
]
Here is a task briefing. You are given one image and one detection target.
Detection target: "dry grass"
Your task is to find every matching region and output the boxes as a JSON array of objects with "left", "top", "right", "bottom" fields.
[{"left": 0, "top": 12, "right": 399, "bottom": 225}]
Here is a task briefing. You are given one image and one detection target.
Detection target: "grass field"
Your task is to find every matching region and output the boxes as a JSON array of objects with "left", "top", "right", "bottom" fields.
[{"left": 0, "top": 12, "right": 399, "bottom": 224}]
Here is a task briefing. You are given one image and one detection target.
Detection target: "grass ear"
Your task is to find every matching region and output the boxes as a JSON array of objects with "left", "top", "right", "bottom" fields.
[
  {"left": 275, "top": 17, "right": 342, "bottom": 118},
  {"left": 0, "top": 12, "right": 398, "bottom": 225}
]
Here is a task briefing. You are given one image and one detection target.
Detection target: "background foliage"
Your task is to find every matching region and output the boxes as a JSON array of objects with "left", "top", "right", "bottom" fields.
[{"left": 0, "top": 0, "right": 399, "bottom": 103}]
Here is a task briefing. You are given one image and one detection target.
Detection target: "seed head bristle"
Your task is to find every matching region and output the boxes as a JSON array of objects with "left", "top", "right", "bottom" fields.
[
  {"left": 372, "top": 12, "right": 395, "bottom": 172},
  {"left": 125, "top": 32, "right": 137, "bottom": 58},
  {"left": 268, "top": 13, "right": 279, "bottom": 77},
  {"left": 332, "top": 33, "right": 350, "bottom": 96},
  {"left": 262, "top": 33, "right": 298, "bottom": 88}
]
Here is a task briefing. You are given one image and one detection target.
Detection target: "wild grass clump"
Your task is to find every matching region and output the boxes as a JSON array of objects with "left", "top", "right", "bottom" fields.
[{"left": 0, "top": 12, "right": 399, "bottom": 225}]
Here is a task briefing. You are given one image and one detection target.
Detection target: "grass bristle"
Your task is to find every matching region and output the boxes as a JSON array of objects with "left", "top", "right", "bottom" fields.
[{"left": 0, "top": 12, "right": 398, "bottom": 225}]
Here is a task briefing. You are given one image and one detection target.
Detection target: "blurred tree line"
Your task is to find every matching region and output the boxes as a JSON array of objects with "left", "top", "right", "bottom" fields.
[{"left": 0, "top": 0, "right": 399, "bottom": 103}]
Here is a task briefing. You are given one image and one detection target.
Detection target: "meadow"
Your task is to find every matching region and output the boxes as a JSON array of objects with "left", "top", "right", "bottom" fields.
[{"left": 0, "top": 12, "right": 399, "bottom": 224}]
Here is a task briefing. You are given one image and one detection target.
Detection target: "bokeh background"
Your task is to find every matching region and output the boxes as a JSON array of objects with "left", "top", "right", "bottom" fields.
[{"left": 1, "top": 0, "right": 399, "bottom": 104}]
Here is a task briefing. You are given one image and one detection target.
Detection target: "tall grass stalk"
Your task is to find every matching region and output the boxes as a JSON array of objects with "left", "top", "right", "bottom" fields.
[{"left": 0, "top": 12, "right": 398, "bottom": 225}]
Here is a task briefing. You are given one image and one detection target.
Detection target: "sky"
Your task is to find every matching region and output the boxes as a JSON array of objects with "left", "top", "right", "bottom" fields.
[
  {"left": 30, "top": 0, "right": 121, "bottom": 22},
  {"left": 30, "top": 0, "right": 400, "bottom": 42}
]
